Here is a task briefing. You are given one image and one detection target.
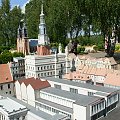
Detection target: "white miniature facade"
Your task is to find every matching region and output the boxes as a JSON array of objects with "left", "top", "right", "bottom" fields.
[
  {"left": 15, "top": 81, "right": 36, "bottom": 107},
  {"left": 25, "top": 54, "right": 71, "bottom": 79}
]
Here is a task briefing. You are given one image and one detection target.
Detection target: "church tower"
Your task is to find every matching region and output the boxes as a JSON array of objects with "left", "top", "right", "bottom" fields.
[
  {"left": 17, "top": 22, "right": 29, "bottom": 55},
  {"left": 37, "top": 3, "right": 50, "bottom": 55}
]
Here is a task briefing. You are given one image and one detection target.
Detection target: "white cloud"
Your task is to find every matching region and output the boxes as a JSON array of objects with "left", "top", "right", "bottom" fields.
[{"left": 21, "top": 0, "right": 30, "bottom": 13}]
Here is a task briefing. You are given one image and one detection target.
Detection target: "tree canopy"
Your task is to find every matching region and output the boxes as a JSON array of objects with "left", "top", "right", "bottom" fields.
[
  {"left": 0, "top": 0, "right": 23, "bottom": 46},
  {"left": 0, "top": 0, "right": 120, "bottom": 56}
]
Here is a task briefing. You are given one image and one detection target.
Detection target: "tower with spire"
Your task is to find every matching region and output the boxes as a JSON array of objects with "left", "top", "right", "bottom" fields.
[
  {"left": 17, "top": 22, "right": 29, "bottom": 55},
  {"left": 37, "top": 3, "right": 50, "bottom": 55}
]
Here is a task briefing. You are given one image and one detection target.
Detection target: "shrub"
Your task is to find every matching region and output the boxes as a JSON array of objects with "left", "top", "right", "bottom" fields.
[{"left": 77, "top": 46, "right": 85, "bottom": 54}]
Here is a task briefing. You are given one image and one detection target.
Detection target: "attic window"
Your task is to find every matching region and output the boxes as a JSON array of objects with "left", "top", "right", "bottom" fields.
[{"left": 6, "top": 77, "right": 8, "bottom": 80}]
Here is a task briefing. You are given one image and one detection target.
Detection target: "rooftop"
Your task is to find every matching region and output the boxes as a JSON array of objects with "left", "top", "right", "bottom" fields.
[
  {"left": 25, "top": 53, "right": 66, "bottom": 59},
  {"left": 44, "top": 77, "right": 117, "bottom": 93},
  {"left": 17, "top": 77, "right": 50, "bottom": 90},
  {"left": 29, "top": 39, "right": 38, "bottom": 47},
  {"left": 104, "top": 73, "right": 120, "bottom": 86},
  {"left": 0, "top": 64, "right": 13, "bottom": 84},
  {"left": 0, "top": 96, "right": 27, "bottom": 114},
  {"left": 41, "top": 87, "right": 102, "bottom": 106},
  {"left": 7, "top": 95, "right": 68, "bottom": 120}
]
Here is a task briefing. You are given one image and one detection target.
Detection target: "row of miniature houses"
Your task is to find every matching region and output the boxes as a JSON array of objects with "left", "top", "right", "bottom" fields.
[
  {"left": 64, "top": 64, "right": 120, "bottom": 89},
  {"left": 68, "top": 53, "right": 117, "bottom": 70}
]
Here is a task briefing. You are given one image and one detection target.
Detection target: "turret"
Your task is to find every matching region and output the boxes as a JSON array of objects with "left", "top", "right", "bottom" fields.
[
  {"left": 17, "top": 24, "right": 22, "bottom": 38},
  {"left": 38, "top": 3, "right": 49, "bottom": 45},
  {"left": 22, "top": 23, "right": 28, "bottom": 38}
]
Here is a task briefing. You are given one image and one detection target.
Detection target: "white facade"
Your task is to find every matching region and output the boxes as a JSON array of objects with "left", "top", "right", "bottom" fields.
[
  {"left": 36, "top": 87, "right": 106, "bottom": 120},
  {"left": 44, "top": 77, "right": 119, "bottom": 115},
  {"left": 15, "top": 81, "right": 36, "bottom": 107},
  {"left": 25, "top": 54, "right": 71, "bottom": 79},
  {"left": 15, "top": 76, "right": 119, "bottom": 120}
]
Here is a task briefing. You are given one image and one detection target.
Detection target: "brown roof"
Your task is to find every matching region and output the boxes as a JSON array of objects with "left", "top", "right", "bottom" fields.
[
  {"left": 0, "top": 64, "right": 13, "bottom": 84},
  {"left": 95, "top": 68, "right": 107, "bottom": 76},
  {"left": 104, "top": 74, "right": 120, "bottom": 86},
  {"left": 17, "top": 77, "right": 50, "bottom": 90},
  {"left": 63, "top": 71, "right": 91, "bottom": 81}
]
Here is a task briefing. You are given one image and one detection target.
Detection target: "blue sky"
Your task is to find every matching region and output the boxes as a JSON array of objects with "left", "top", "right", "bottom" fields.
[
  {"left": 10, "top": 0, "right": 28, "bottom": 7},
  {"left": 0, "top": 0, "right": 29, "bottom": 8}
]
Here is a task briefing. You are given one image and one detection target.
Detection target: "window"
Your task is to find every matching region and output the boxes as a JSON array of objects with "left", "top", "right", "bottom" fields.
[
  {"left": 70, "top": 88, "right": 78, "bottom": 94},
  {"left": 48, "top": 72, "right": 49, "bottom": 76},
  {"left": 41, "top": 67, "right": 43, "bottom": 70},
  {"left": 54, "top": 84, "right": 61, "bottom": 89},
  {"left": 41, "top": 73, "right": 43, "bottom": 77},
  {"left": 44, "top": 66, "right": 46, "bottom": 70},
  {"left": 38, "top": 67, "right": 40, "bottom": 70},
  {"left": 8, "top": 84, "right": 10, "bottom": 89},
  {"left": 44, "top": 28, "right": 46, "bottom": 34},
  {"left": 53, "top": 65, "right": 55, "bottom": 68},
  {"left": 0, "top": 85, "right": 3, "bottom": 90},
  {"left": 9, "top": 91, "right": 11, "bottom": 94},
  {"left": 44, "top": 73, "right": 46, "bottom": 76},
  {"left": 88, "top": 92, "right": 94, "bottom": 96}
]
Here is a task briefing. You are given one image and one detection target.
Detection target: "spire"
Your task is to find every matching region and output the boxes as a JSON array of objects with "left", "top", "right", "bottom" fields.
[
  {"left": 40, "top": 2, "right": 45, "bottom": 24},
  {"left": 38, "top": 1, "right": 50, "bottom": 45},
  {"left": 17, "top": 24, "right": 22, "bottom": 38},
  {"left": 41, "top": 3, "right": 44, "bottom": 15},
  {"left": 22, "top": 22, "right": 28, "bottom": 38}
]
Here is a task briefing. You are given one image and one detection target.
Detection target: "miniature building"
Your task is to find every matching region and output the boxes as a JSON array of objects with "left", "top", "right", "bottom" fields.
[
  {"left": 17, "top": 23, "right": 30, "bottom": 55},
  {"left": 8, "top": 57, "right": 25, "bottom": 80},
  {"left": 17, "top": 4, "right": 50, "bottom": 56},
  {"left": 0, "top": 64, "right": 14, "bottom": 96}
]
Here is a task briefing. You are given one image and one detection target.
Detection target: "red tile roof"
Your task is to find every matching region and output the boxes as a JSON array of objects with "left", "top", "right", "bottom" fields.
[
  {"left": 0, "top": 64, "right": 13, "bottom": 84},
  {"left": 104, "top": 74, "right": 120, "bottom": 86},
  {"left": 17, "top": 77, "right": 50, "bottom": 90}
]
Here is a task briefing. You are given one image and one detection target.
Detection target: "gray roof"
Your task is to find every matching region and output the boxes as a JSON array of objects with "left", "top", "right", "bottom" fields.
[
  {"left": 44, "top": 77, "right": 117, "bottom": 93},
  {"left": 6, "top": 95, "right": 67, "bottom": 120},
  {"left": 0, "top": 96, "right": 27, "bottom": 113},
  {"left": 36, "top": 98, "right": 73, "bottom": 114},
  {"left": 26, "top": 53, "right": 66, "bottom": 59},
  {"left": 41, "top": 87, "right": 101, "bottom": 106},
  {"left": 29, "top": 39, "right": 38, "bottom": 47},
  {"left": 95, "top": 92, "right": 108, "bottom": 97}
]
